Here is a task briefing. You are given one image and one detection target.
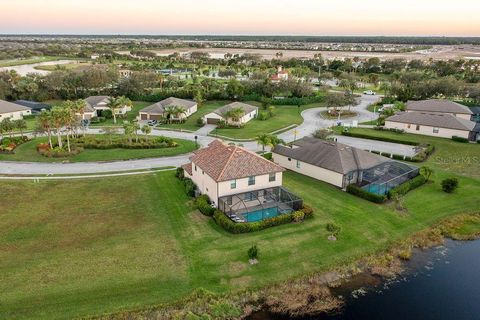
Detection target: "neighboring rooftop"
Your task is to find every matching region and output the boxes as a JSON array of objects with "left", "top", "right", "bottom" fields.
[
  {"left": 85, "top": 96, "right": 110, "bottom": 111},
  {"left": 407, "top": 99, "right": 473, "bottom": 115},
  {"left": 0, "top": 99, "right": 31, "bottom": 114},
  {"left": 14, "top": 100, "right": 50, "bottom": 111},
  {"left": 190, "top": 140, "right": 284, "bottom": 182},
  {"left": 386, "top": 112, "right": 476, "bottom": 131},
  {"left": 140, "top": 97, "right": 197, "bottom": 114},
  {"left": 273, "top": 137, "right": 389, "bottom": 174},
  {"left": 213, "top": 102, "right": 257, "bottom": 117}
]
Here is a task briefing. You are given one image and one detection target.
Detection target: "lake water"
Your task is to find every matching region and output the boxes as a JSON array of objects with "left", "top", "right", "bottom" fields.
[
  {"left": 0, "top": 60, "right": 76, "bottom": 76},
  {"left": 250, "top": 239, "right": 480, "bottom": 320}
]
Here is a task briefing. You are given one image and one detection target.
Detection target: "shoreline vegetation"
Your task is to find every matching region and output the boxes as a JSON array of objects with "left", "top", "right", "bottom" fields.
[{"left": 101, "top": 213, "right": 480, "bottom": 320}]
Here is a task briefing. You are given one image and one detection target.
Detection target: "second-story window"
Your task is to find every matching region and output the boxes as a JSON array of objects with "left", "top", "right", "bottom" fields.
[
  {"left": 296, "top": 160, "right": 301, "bottom": 168},
  {"left": 230, "top": 179, "right": 236, "bottom": 189},
  {"left": 269, "top": 173, "right": 276, "bottom": 182},
  {"left": 248, "top": 176, "right": 256, "bottom": 186}
]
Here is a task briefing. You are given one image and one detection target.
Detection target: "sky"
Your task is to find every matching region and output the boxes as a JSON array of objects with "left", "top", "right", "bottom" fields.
[{"left": 0, "top": 0, "right": 479, "bottom": 36}]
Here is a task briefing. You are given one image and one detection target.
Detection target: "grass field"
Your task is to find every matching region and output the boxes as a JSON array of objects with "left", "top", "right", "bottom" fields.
[
  {"left": 0, "top": 56, "right": 66, "bottom": 68},
  {"left": 1, "top": 130, "right": 479, "bottom": 319},
  {"left": 0, "top": 136, "right": 197, "bottom": 162}
]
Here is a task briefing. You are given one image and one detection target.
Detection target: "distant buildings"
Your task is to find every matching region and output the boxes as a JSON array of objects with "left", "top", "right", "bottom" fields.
[
  {"left": 0, "top": 100, "right": 32, "bottom": 120},
  {"left": 270, "top": 66, "right": 289, "bottom": 82}
]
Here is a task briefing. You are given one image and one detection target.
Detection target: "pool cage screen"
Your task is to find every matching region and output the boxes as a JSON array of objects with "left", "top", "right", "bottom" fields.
[
  {"left": 218, "top": 187, "right": 303, "bottom": 223},
  {"left": 359, "top": 161, "right": 419, "bottom": 195}
]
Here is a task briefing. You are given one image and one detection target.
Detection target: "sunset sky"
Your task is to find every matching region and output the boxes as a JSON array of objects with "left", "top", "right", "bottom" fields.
[{"left": 1, "top": 0, "right": 479, "bottom": 36}]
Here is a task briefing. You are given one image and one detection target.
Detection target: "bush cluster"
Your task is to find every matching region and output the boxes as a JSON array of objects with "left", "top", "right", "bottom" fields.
[
  {"left": 74, "top": 136, "right": 177, "bottom": 149},
  {"left": 0, "top": 136, "right": 29, "bottom": 153},
  {"left": 369, "top": 144, "right": 434, "bottom": 163},
  {"left": 387, "top": 174, "right": 426, "bottom": 199},
  {"left": 195, "top": 195, "right": 215, "bottom": 216},
  {"left": 346, "top": 184, "right": 387, "bottom": 203},
  {"left": 373, "top": 126, "right": 405, "bottom": 134},
  {"left": 212, "top": 204, "right": 314, "bottom": 234},
  {"left": 38, "top": 146, "right": 83, "bottom": 158},
  {"left": 441, "top": 178, "right": 459, "bottom": 193},
  {"left": 451, "top": 136, "right": 469, "bottom": 143},
  {"left": 341, "top": 131, "right": 418, "bottom": 146}
]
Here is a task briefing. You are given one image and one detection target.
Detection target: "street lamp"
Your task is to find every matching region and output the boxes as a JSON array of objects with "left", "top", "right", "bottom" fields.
[{"left": 194, "top": 135, "right": 198, "bottom": 148}]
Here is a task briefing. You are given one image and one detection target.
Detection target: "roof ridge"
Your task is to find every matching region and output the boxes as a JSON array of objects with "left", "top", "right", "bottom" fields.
[{"left": 216, "top": 144, "right": 237, "bottom": 181}]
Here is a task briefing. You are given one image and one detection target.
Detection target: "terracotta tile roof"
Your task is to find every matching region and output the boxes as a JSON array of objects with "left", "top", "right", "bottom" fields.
[
  {"left": 190, "top": 140, "right": 284, "bottom": 182},
  {"left": 181, "top": 163, "right": 192, "bottom": 176},
  {"left": 407, "top": 99, "right": 472, "bottom": 115}
]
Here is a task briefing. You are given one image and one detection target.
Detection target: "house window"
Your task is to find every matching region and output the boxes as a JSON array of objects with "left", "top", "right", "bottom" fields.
[
  {"left": 416, "top": 125, "right": 420, "bottom": 131},
  {"left": 347, "top": 172, "right": 354, "bottom": 184},
  {"left": 194, "top": 165, "right": 197, "bottom": 172},
  {"left": 269, "top": 173, "right": 276, "bottom": 182},
  {"left": 230, "top": 179, "right": 236, "bottom": 189},
  {"left": 248, "top": 176, "right": 256, "bottom": 186},
  {"left": 296, "top": 160, "right": 301, "bottom": 168},
  {"left": 407, "top": 124, "right": 411, "bottom": 129},
  {"left": 433, "top": 127, "right": 439, "bottom": 134},
  {"left": 202, "top": 170, "right": 204, "bottom": 175},
  {"left": 245, "top": 192, "right": 254, "bottom": 201}
]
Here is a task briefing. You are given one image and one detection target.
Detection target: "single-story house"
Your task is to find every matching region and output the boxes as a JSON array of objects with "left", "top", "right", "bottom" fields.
[
  {"left": 14, "top": 100, "right": 51, "bottom": 114},
  {"left": 84, "top": 96, "right": 131, "bottom": 118},
  {"left": 202, "top": 102, "right": 258, "bottom": 125},
  {"left": 138, "top": 97, "right": 197, "bottom": 121},
  {"left": 385, "top": 112, "right": 478, "bottom": 141},
  {"left": 182, "top": 140, "right": 302, "bottom": 222},
  {"left": 0, "top": 100, "right": 32, "bottom": 120},
  {"left": 406, "top": 99, "right": 473, "bottom": 120},
  {"left": 272, "top": 137, "right": 418, "bottom": 194}
]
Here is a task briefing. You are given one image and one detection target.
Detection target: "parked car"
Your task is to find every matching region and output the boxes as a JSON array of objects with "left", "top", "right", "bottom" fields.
[
  {"left": 147, "top": 120, "right": 158, "bottom": 126},
  {"left": 363, "top": 90, "right": 376, "bottom": 95}
]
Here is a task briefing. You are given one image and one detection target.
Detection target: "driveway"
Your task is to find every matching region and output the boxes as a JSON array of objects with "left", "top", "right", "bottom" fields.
[
  {"left": 333, "top": 135, "right": 418, "bottom": 157},
  {"left": 278, "top": 94, "right": 380, "bottom": 142},
  {"left": 194, "top": 124, "right": 217, "bottom": 136}
]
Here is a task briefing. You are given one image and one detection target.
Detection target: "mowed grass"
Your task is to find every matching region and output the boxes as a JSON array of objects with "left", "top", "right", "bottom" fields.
[
  {"left": 0, "top": 136, "right": 197, "bottom": 162},
  {"left": 0, "top": 56, "right": 65, "bottom": 67},
  {"left": 1, "top": 138, "right": 479, "bottom": 320}
]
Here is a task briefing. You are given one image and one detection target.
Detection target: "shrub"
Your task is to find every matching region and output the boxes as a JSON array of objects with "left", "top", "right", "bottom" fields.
[
  {"left": 175, "top": 167, "right": 185, "bottom": 180},
  {"left": 196, "top": 118, "right": 205, "bottom": 126},
  {"left": 441, "top": 178, "right": 459, "bottom": 193},
  {"left": 247, "top": 245, "right": 258, "bottom": 260},
  {"left": 300, "top": 205, "right": 314, "bottom": 219},
  {"left": 262, "top": 152, "right": 272, "bottom": 160},
  {"left": 292, "top": 211, "right": 305, "bottom": 222},
  {"left": 346, "top": 184, "right": 387, "bottom": 203},
  {"left": 326, "top": 223, "right": 341, "bottom": 236},
  {"left": 257, "top": 111, "right": 269, "bottom": 121},
  {"left": 419, "top": 166, "right": 433, "bottom": 182},
  {"left": 183, "top": 178, "right": 197, "bottom": 197},
  {"left": 341, "top": 131, "right": 418, "bottom": 146},
  {"left": 387, "top": 174, "right": 426, "bottom": 199},
  {"left": 451, "top": 136, "right": 469, "bottom": 143},
  {"left": 195, "top": 195, "right": 215, "bottom": 216},
  {"left": 213, "top": 210, "right": 295, "bottom": 234},
  {"left": 313, "top": 129, "right": 331, "bottom": 140}
]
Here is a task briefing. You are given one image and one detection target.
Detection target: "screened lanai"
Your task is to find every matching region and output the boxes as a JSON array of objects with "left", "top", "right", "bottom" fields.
[
  {"left": 218, "top": 187, "right": 303, "bottom": 223},
  {"left": 359, "top": 161, "right": 419, "bottom": 195}
]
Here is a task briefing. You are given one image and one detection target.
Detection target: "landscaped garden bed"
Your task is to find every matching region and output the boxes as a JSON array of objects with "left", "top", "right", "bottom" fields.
[{"left": 0, "top": 136, "right": 29, "bottom": 154}]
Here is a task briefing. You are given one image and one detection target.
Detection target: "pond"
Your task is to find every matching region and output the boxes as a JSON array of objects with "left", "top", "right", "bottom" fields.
[
  {"left": 250, "top": 239, "right": 480, "bottom": 320},
  {"left": 0, "top": 60, "right": 77, "bottom": 76}
]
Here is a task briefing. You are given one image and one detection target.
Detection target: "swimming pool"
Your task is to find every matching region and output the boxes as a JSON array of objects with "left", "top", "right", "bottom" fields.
[{"left": 242, "top": 207, "right": 292, "bottom": 222}]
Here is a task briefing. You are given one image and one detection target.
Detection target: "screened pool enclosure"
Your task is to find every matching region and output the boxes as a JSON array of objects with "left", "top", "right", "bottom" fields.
[
  {"left": 218, "top": 187, "right": 303, "bottom": 223},
  {"left": 359, "top": 161, "right": 419, "bottom": 195}
]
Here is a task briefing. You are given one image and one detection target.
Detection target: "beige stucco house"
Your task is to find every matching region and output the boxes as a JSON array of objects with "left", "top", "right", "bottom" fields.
[
  {"left": 202, "top": 102, "right": 258, "bottom": 125},
  {"left": 0, "top": 100, "right": 32, "bottom": 120},
  {"left": 183, "top": 140, "right": 302, "bottom": 222},
  {"left": 139, "top": 97, "right": 197, "bottom": 121},
  {"left": 385, "top": 112, "right": 477, "bottom": 140},
  {"left": 406, "top": 99, "right": 473, "bottom": 120},
  {"left": 272, "top": 137, "right": 418, "bottom": 193}
]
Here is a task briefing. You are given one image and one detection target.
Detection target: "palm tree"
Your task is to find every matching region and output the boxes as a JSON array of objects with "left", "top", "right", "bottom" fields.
[
  {"left": 107, "top": 97, "right": 122, "bottom": 124},
  {"left": 256, "top": 133, "right": 271, "bottom": 153},
  {"left": 38, "top": 110, "right": 54, "bottom": 148},
  {"left": 13, "top": 119, "right": 27, "bottom": 137},
  {"left": 225, "top": 107, "right": 245, "bottom": 126},
  {"left": 50, "top": 106, "right": 66, "bottom": 149},
  {"left": 141, "top": 124, "right": 151, "bottom": 142}
]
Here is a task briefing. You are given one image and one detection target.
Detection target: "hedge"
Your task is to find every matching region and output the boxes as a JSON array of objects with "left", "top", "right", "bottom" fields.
[
  {"left": 451, "top": 136, "right": 469, "bottom": 143},
  {"left": 387, "top": 174, "right": 426, "bottom": 199},
  {"left": 370, "top": 144, "right": 435, "bottom": 163},
  {"left": 341, "top": 131, "right": 418, "bottom": 146},
  {"left": 195, "top": 195, "right": 215, "bottom": 216},
  {"left": 241, "top": 94, "right": 325, "bottom": 106},
  {"left": 212, "top": 205, "right": 314, "bottom": 234},
  {"left": 346, "top": 184, "right": 387, "bottom": 203}
]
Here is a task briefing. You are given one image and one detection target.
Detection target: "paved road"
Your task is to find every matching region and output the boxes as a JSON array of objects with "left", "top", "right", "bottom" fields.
[
  {"left": 0, "top": 95, "right": 379, "bottom": 176},
  {"left": 334, "top": 135, "right": 418, "bottom": 157},
  {"left": 279, "top": 94, "right": 380, "bottom": 142}
]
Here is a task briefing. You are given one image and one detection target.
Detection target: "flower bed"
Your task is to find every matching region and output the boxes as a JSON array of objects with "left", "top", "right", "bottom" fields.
[
  {"left": 74, "top": 136, "right": 178, "bottom": 149},
  {"left": 0, "top": 136, "right": 29, "bottom": 154}
]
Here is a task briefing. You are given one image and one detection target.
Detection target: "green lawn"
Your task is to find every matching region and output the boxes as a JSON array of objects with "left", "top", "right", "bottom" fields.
[
  {"left": 1, "top": 160, "right": 479, "bottom": 319},
  {"left": 0, "top": 56, "right": 66, "bottom": 68},
  {"left": 0, "top": 136, "right": 197, "bottom": 162},
  {"left": 1, "top": 132, "right": 479, "bottom": 319}
]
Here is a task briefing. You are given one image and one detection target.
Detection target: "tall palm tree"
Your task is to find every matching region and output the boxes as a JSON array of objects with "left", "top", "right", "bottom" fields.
[
  {"left": 225, "top": 107, "right": 245, "bottom": 126},
  {"left": 38, "top": 110, "right": 53, "bottom": 148},
  {"left": 256, "top": 133, "right": 271, "bottom": 153},
  {"left": 107, "top": 97, "right": 122, "bottom": 124}
]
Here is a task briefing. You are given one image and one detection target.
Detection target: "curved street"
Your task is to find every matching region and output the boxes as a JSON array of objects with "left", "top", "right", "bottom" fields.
[{"left": 0, "top": 94, "right": 379, "bottom": 176}]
